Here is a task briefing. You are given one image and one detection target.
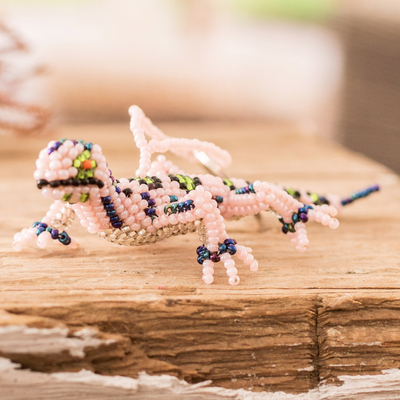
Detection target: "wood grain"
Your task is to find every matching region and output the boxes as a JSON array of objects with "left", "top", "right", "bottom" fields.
[{"left": 1, "top": 122, "right": 400, "bottom": 395}]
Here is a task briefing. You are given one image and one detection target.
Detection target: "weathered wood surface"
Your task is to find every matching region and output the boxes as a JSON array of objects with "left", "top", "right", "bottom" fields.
[{"left": 1, "top": 122, "right": 400, "bottom": 396}]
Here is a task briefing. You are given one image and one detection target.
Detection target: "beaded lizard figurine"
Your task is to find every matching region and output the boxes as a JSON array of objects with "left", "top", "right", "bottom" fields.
[{"left": 12, "top": 106, "right": 380, "bottom": 285}]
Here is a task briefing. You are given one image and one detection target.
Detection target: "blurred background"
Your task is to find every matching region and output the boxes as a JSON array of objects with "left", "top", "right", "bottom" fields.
[{"left": 0, "top": 0, "right": 399, "bottom": 173}]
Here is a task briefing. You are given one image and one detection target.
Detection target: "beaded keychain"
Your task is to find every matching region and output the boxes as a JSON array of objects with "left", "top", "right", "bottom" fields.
[{"left": 12, "top": 106, "right": 379, "bottom": 285}]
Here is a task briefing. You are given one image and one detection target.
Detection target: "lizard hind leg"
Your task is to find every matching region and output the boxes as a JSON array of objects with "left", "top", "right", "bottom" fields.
[{"left": 194, "top": 186, "right": 259, "bottom": 286}]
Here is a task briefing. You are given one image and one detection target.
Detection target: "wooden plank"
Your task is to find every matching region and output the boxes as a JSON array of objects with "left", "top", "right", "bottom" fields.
[{"left": 1, "top": 122, "right": 400, "bottom": 395}]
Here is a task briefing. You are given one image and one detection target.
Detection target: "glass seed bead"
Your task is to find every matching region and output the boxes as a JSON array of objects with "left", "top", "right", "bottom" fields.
[
  {"left": 83, "top": 150, "right": 91, "bottom": 159},
  {"left": 226, "top": 244, "right": 237, "bottom": 255}
]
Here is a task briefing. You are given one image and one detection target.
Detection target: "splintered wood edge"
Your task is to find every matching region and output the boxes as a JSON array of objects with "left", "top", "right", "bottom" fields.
[{"left": 2, "top": 357, "right": 400, "bottom": 400}]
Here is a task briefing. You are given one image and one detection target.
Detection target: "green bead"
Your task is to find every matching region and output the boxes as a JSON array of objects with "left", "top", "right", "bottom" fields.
[
  {"left": 91, "top": 160, "right": 97, "bottom": 168},
  {"left": 62, "top": 193, "right": 72, "bottom": 202},
  {"left": 171, "top": 203, "right": 179, "bottom": 213},
  {"left": 78, "top": 171, "right": 85, "bottom": 179},
  {"left": 223, "top": 178, "right": 234, "bottom": 187},
  {"left": 86, "top": 169, "right": 94, "bottom": 178},
  {"left": 78, "top": 139, "right": 86, "bottom": 145},
  {"left": 164, "top": 205, "right": 172, "bottom": 215},
  {"left": 184, "top": 176, "right": 195, "bottom": 191},
  {"left": 60, "top": 138, "right": 67, "bottom": 143},
  {"left": 73, "top": 159, "right": 81, "bottom": 168},
  {"left": 77, "top": 154, "right": 86, "bottom": 162},
  {"left": 46, "top": 227, "right": 52, "bottom": 232},
  {"left": 176, "top": 174, "right": 186, "bottom": 184},
  {"left": 286, "top": 188, "right": 295, "bottom": 196},
  {"left": 83, "top": 150, "right": 91, "bottom": 159},
  {"left": 145, "top": 177, "right": 153, "bottom": 184},
  {"left": 310, "top": 193, "right": 319, "bottom": 203},
  {"left": 79, "top": 193, "right": 90, "bottom": 202}
]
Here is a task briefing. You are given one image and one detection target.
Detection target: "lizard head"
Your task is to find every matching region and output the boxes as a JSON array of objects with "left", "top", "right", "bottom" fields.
[{"left": 34, "top": 139, "right": 108, "bottom": 203}]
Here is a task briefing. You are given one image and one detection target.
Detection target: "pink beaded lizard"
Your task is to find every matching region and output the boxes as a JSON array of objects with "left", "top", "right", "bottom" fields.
[{"left": 13, "top": 106, "right": 379, "bottom": 285}]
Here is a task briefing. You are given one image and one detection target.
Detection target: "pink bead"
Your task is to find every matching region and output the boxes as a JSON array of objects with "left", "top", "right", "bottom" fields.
[
  {"left": 207, "top": 243, "right": 218, "bottom": 252},
  {"left": 295, "top": 246, "right": 307, "bottom": 253},
  {"left": 58, "top": 169, "right": 69, "bottom": 180},
  {"left": 195, "top": 209, "right": 205, "bottom": 218},
  {"left": 45, "top": 170, "right": 57, "bottom": 181},
  {"left": 228, "top": 275, "right": 240, "bottom": 286},
  {"left": 205, "top": 213, "right": 215, "bottom": 222},
  {"left": 329, "top": 218, "right": 339, "bottom": 229},
  {"left": 34, "top": 170, "right": 44, "bottom": 180},
  {"left": 226, "top": 267, "right": 238, "bottom": 277},
  {"left": 250, "top": 261, "right": 258, "bottom": 271},
  {"left": 202, "top": 203, "right": 213, "bottom": 213},
  {"left": 153, "top": 219, "right": 162, "bottom": 229},
  {"left": 203, "top": 267, "right": 214, "bottom": 275},
  {"left": 315, "top": 211, "right": 323, "bottom": 222},
  {"left": 169, "top": 215, "right": 178, "bottom": 225},
  {"left": 244, "top": 254, "right": 254, "bottom": 265},
  {"left": 202, "top": 274, "right": 214, "bottom": 284},
  {"left": 68, "top": 167, "right": 78, "bottom": 177},
  {"left": 224, "top": 259, "right": 235, "bottom": 269},
  {"left": 120, "top": 211, "right": 129, "bottom": 219},
  {"left": 321, "top": 214, "right": 330, "bottom": 226},
  {"left": 203, "top": 260, "right": 214, "bottom": 268},
  {"left": 135, "top": 211, "right": 145, "bottom": 221},
  {"left": 142, "top": 217, "right": 152, "bottom": 227},
  {"left": 220, "top": 253, "right": 231, "bottom": 262}
]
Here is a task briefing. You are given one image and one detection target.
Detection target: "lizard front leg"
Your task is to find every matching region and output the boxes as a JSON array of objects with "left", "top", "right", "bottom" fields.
[{"left": 13, "top": 200, "right": 78, "bottom": 251}]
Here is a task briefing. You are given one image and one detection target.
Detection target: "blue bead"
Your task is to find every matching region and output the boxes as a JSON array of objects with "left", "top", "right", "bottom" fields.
[
  {"left": 51, "top": 229, "right": 59, "bottom": 239},
  {"left": 145, "top": 208, "right": 156, "bottom": 217},
  {"left": 282, "top": 225, "right": 288, "bottom": 234},
  {"left": 224, "top": 238, "right": 237, "bottom": 245},
  {"left": 38, "top": 222, "right": 48, "bottom": 228},
  {"left": 115, "top": 187, "right": 120, "bottom": 194},
  {"left": 292, "top": 213, "right": 299, "bottom": 224},
  {"left": 218, "top": 244, "right": 227, "bottom": 254},
  {"left": 185, "top": 200, "right": 194, "bottom": 210},
  {"left": 112, "top": 221, "right": 123, "bottom": 228},
  {"left": 48, "top": 147, "right": 55, "bottom": 154},
  {"left": 306, "top": 205, "right": 314, "bottom": 210},
  {"left": 226, "top": 244, "right": 237, "bottom": 255},
  {"left": 172, "top": 204, "right": 179, "bottom": 214},
  {"left": 107, "top": 210, "right": 116, "bottom": 217},
  {"left": 298, "top": 207, "right": 308, "bottom": 214},
  {"left": 249, "top": 183, "right": 255, "bottom": 193},
  {"left": 36, "top": 227, "right": 45, "bottom": 236},
  {"left": 196, "top": 245, "right": 206, "bottom": 255},
  {"left": 105, "top": 204, "right": 114, "bottom": 210},
  {"left": 170, "top": 195, "right": 178, "bottom": 202},
  {"left": 148, "top": 199, "right": 156, "bottom": 207},
  {"left": 215, "top": 196, "right": 223, "bottom": 204},
  {"left": 58, "top": 232, "right": 69, "bottom": 243},
  {"left": 178, "top": 202, "right": 185, "bottom": 213},
  {"left": 54, "top": 141, "right": 61, "bottom": 149},
  {"left": 110, "top": 216, "right": 119, "bottom": 223},
  {"left": 85, "top": 142, "right": 93, "bottom": 150},
  {"left": 141, "top": 192, "right": 150, "bottom": 200},
  {"left": 197, "top": 256, "right": 205, "bottom": 265},
  {"left": 32, "top": 221, "right": 40, "bottom": 228},
  {"left": 101, "top": 196, "right": 111, "bottom": 204},
  {"left": 200, "top": 250, "right": 210, "bottom": 259}
]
